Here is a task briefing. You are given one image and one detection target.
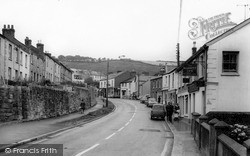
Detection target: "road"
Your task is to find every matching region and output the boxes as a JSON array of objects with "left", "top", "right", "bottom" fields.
[{"left": 2, "top": 99, "right": 173, "bottom": 156}]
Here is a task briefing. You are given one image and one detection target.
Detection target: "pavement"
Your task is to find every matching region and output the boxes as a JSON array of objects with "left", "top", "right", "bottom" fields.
[
  {"left": 165, "top": 117, "right": 201, "bottom": 156},
  {"left": 0, "top": 97, "right": 105, "bottom": 152}
]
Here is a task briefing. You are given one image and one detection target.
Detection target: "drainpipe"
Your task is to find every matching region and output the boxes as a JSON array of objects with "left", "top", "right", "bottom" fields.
[{"left": 204, "top": 46, "right": 208, "bottom": 114}]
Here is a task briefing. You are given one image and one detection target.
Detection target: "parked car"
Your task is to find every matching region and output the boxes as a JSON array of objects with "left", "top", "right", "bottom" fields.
[
  {"left": 147, "top": 98, "right": 157, "bottom": 107},
  {"left": 140, "top": 94, "right": 150, "bottom": 104},
  {"left": 150, "top": 104, "right": 165, "bottom": 120}
]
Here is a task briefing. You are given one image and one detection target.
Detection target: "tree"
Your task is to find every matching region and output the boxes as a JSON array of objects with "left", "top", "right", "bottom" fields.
[
  {"left": 58, "top": 55, "right": 66, "bottom": 61},
  {"left": 84, "top": 77, "right": 94, "bottom": 85}
]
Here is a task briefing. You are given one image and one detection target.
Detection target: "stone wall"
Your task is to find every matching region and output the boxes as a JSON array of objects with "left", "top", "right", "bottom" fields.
[{"left": 0, "top": 85, "right": 96, "bottom": 122}]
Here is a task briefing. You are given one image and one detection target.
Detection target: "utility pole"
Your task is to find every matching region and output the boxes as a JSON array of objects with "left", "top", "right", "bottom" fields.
[
  {"left": 106, "top": 60, "right": 109, "bottom": 107},
  {"left": 237, "top": 4, "right": 249, "bottom": 20},
  {"left": 176, "top": 0, "right": 182, "bottom": 67}
]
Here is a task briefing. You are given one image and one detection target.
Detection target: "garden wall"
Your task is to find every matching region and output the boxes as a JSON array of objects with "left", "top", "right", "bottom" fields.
[{"left": 0, "top": 85, "right": 96, "bottom": 122}]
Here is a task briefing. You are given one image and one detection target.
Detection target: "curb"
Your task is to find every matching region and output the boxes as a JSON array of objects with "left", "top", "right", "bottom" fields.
[
  {"left": 0, "top": 101, "right": 116, "bottom": 153},
  {"left": 163, "top": 118, "right": 175, "bottom": 156}
]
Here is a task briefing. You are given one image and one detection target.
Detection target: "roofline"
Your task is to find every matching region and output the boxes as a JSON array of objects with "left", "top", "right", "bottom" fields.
[
  {"left": 207, "top": 17, "right": 250, "bottom": 46},
  {"left": 150, "top": 76, "right": 162, "bottom": 80},
  {"left": 176, "top": 18, "right": 250, "bottom": 72},
  {"left": 0, "top": 34, "right": 30, "bottom": 53},
  {"left": 176, "top": 45, "right": 208, "bottom": 72}
]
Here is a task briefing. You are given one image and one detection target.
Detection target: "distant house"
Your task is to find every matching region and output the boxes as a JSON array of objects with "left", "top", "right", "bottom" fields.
[
  {"left": 0, "top": 25, "right": 31, "bottom": 83},
  {"left": 71, "top": 68, "right": 85, "bottom": 84},
  {"left": 24, "top": 37, "right": 45, "bottom": 82},
  {"left": 150, "top": 76, "right": 162, "bottom": 103},
  {"left": 120, "top": 77, "right": 135, "bottom": 99},
  {"left": 136, "top": 75, "right": 155, "bottom": 98},
  {"left": 45, "top": 53, "right": 61, "bottom": 84},
  {"left": 60, "top": 62, "right": 73, "bottom": 83},
  {"left": 99, "top": 71, "right": 136, "bottom": 98},
  {"left": 162, "top": 68, "right": 178, "bottom": 105}
]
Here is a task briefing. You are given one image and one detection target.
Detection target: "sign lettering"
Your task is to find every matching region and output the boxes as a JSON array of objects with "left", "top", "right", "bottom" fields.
[{"left": 188, "top": 13, "right": 237, "bottom": 41}]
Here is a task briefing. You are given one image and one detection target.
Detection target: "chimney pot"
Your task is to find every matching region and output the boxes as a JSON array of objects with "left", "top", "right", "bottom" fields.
[
  {"left": 2, "top": 24, "right": 15, "bottom": 38},
  {"left": 192, "top": 41, "right": 197, "bottom": 55}
]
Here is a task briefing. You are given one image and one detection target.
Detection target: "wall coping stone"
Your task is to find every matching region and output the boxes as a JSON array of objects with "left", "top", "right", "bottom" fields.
[
  {"left": 243, "top": 139, "right": 250, "bottom": 149},
  {"left": 218, "top": 134, "right": 247, "bottom": 156},
  {"left": 209, "top": 118, "right": 220, "bottom": 125},
  {"left": 201, "top": 122, "right": 211, "bottom": 131},
  {"left": 192, "top": 112, "right": 201, "bottom": 116},
  {"left": 214, "top": 121, "right": 229, "bottom": 129}
]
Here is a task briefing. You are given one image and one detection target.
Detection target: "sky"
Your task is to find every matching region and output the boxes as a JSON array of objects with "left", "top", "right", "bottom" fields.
[{"left": 0, "top": 0, "right": 249, "bottom": 61}]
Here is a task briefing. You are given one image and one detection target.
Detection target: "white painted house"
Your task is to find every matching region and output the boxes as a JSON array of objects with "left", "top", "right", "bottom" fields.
[{"left": 176, "top": 18, "right": 250, "bottom": 119}]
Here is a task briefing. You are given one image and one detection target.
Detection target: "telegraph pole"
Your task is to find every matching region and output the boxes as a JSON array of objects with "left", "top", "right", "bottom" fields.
[
  {"left": 176, "top": 0, "right": 182, "bottom": 67},
  {"left": 106, "top": 60, "right": 109, "bottom": 107}
]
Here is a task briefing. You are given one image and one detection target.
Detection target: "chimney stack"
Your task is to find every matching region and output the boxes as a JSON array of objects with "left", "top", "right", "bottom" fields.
[
  {"left": 192, "top": 41, "right": 197, "bottom": 55},
  {"left": 25, "top": 37, "right": 32, "bottom": 46},
  {"left": 36, "top": 42, "right": 44, "bottom": 52},
  {"left": 2, "top": 24, "right": 15, "bottom": 38}
]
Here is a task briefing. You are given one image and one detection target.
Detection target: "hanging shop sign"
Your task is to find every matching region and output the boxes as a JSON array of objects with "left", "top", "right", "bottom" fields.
[
  {"left": 188, "top": 79, "right": 205, "bottom": 93},
  {"left": 183, "top": 64, "right": 197, "bottom": 76},
  {"left": 188, "top": 12, "right": 237, "bottom": 41},
  {"left": 183, "top": 78, "right": 190, "bottom": 83}
]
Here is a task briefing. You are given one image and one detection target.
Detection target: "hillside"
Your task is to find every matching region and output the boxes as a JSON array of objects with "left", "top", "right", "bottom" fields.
[{"left": 62, "top": 60, "right": 162, "bottom": 75}]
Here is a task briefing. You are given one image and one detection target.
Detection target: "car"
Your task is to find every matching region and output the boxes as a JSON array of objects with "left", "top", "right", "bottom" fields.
[
  {"left": 150, "top": 104, "right": 165, "bottom": 120},
  {"left": 140, "top": 94, "right": 150, "bottom": 104},
  {"left": 147, "top": 98, "right": 157, "bottom": 107}
]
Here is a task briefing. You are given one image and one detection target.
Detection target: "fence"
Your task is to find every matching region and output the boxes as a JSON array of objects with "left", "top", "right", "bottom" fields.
[{"left": 191, "top": 112, "right": 250, "bottom": 156}]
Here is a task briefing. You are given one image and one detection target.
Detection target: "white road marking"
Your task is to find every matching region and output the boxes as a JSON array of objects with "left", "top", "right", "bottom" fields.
[
  {"left": 129, "top": 118, "right": 132, "bottom": 122},
  {"left": 118, "top": 127, "right": 124, "bottom": 132},
  {"left": 105, "top": 133, "right": 116, "bottom": 140},
  {"left": 125, "top": 122, "right": 130, "bottom": 126},
  {"left": 75, "top": 144, "right": 100, "bottom": 156}
]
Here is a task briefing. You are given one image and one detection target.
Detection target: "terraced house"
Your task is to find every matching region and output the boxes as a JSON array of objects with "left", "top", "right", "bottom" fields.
[
  {"left": 24, "top": 37, "right": 45, "bottom": 82},
  {"left": 45, "top": 52, "right": 61, "bottom": 84},
  {"left": 0, "top": 25, "right": 30, "bottom": 83},
  {"left": 0, "top": 24, "right": 72, "bottom": 85}
]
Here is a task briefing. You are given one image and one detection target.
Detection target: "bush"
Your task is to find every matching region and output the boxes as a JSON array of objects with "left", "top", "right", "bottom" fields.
[{"left": 229, "top": 124, "right": 249, "bottom": 144}]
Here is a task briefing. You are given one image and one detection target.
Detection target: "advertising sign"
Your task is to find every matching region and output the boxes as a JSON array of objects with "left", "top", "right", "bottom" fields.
[
  {"left": 183, "top": 64, "right": 197, "bottom": 76},
  {"left": 188, "top": 12, "right": 237, "bottom": 41}
]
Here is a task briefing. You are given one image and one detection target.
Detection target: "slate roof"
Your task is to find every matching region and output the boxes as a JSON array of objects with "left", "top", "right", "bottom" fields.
[{"left": 0, "top": 34, "right": 30, "bottom": 54}]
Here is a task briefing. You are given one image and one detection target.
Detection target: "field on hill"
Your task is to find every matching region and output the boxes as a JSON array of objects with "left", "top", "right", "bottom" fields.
[{"left": 62, "top": 60, "right": 161, "bottom": 75}]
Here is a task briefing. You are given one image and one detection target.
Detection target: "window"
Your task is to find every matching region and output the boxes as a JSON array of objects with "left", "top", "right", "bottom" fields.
[
  {"left": 9, "top": 44, "right": 12, "bottom": 60},
  {"left": 222, "top": 51, "right": 238, "bottom": 72},
  {"left": 15, "top": 47, "right": 19, "bottom": 63},
  {"left": 8, "top": 67, "right": 11, "bottom": 80},
  {"left": 31, "top": 53, "right": 33, "bottom": 64},
  {"left": 172, "top": 73, "right": 174, "bottom": 88},
  {"left": 168, "top": 75, "right": 170, "bottom": 87},
  {"left": 25, "top": 55, "right": 28, "bottom": 68},
  {"left": 15, "top": 70, "right": 18, "bottom": 80},
  {"left": 20, "top": 51, "right": 23, "bottom": 65}
]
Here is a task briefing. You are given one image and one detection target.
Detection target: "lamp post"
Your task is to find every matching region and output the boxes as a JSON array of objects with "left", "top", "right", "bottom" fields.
[{"left": 106, "top": 60, "right": 109, "bottom": 107}]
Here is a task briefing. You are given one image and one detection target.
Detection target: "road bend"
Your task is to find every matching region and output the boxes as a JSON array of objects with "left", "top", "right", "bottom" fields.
[{"left": 4, "top": 99, "right": 173, "bottom": 156}]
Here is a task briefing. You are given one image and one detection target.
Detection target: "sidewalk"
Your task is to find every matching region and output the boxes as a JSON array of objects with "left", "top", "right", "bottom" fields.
[
  {"left": 0, "top": 98, "right": 104, "bottom": 146},
  {"left": 165, "top": 117, "right": 201, "bottom": 156}
]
